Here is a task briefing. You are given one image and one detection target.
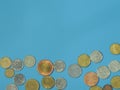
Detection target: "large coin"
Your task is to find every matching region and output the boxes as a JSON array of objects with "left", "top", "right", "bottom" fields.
[
  {"left": 54, "top": 60, "right": 65, "bottom": 72},
  {"left": 90, "top": 50, "right": 103, "bottom": 63},
  {"left": 84, "top": 72, "right": 98, "bottom": 86},
  {"left": 5, "top": 68, "right": 14, "bottom": 78},
  {"left": 41, "top": 76, "right": 55, "bottom": 89},
  {"left": 37, "top": 59, "right": 54, "bottom": 76},
  {"left": 6, "top": 84, "right": 18, "bottom": 90},
  {"left": 110, "top": 43, "right": 120, "bottom": 54},
  {"left": 111, "top": 76, "right": 120, "bottom": 88},
  {"left": 14, "top": 74, "right": 25, "bottom": 85},
  {"left": 55, "top": 78, "right": 67, "bottom": 89},
  {"left": 102, "top": 84, "right": 113, "bottom": 90},
  {"left": 97, "top": 66, "right": 110, "bottom": 79},
  {"left": 90, "top": 86, "right": 102, "bottom": 90},
  {"left": 68, "top": 64, "right": 82, "bottom": 78},
  {"left": 12, "top": 59, "right": 23, "bottom": 71}
]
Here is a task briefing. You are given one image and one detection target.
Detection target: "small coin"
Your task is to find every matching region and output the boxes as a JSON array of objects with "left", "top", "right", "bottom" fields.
[
  {"left": 0, "top": 57, "right": 12, "bottom": 69},
  {"left": 12, "top": 59, "right": 23, "bottom": 71},
  {"left": 5, "top": 68, "right": 14, "bottom": 78},
  {"left": 78, "top": 54, "right": 91, "bottom": 67},
  {"left": 97, "top": 66, "right": 110, "bottom": 79},
  {"left": 110, "top": 43, "right": 120, "bottom": 54},
  {"left": 90, "top": 86, "right": 102, "bottom": 90},
  {"left": 111, "top": 76, "right": 120, "bottom": 88},
  {"left": 37, "top": 59, "right": 54, "bottom": 76},
  {"left": 90, "top": 50, "right": 103, "bottom": 63},
  {"left": 6, "top": 84, "right": 18, "bottom": 90},
  {"left": 42, "top": 76, "right": 55, "bottom": 89},
  {"left": 102, "top": 84, "right": 113, "bottom": 90},
  {"left": 25, "top": 79, "right": 40, "bottom": 90},
  {"left": 84, "top": 72, "right": 99, "bottom": 87},
  {"left": 14, "top": 74, "right": 25, "bottom": 85},
  {"left": 55, "top": 78, "right": 67, "bottom": 89},
  {"left": 108, "top": 60, "right": 120, "bottom": 72},
  {"left": 24, "top": 55, "right": 36, "bottom": 67},
  {"left": 54, "top": 60, "right": 65, "bottom": 72},
  {"left": 68, "top": 64, "right": 82, "bottom": 78}
]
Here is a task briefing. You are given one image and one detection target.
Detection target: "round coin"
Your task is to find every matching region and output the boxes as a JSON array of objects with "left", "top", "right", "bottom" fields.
[
  {"left": 102, "top": 84, "right": 113, "bottom": 90},
  {"left": 110, "top": 43, "right": 120, "bottom": 54},
  {"left": 54, "top": 60, "right": 65, "bottom": 72},
  {"left": 78, "top": 54, "right": 91, "bottom": 67},
  {"left": 5, "top": 68, "right": 14, "bottom": 78},
  {"left": 111, "top": 76, "right": 120, "bottom": 88},
  {"left": 42, "top": 76, "right": 55, "bottom": 89},
  {"left": 84, "top": 72, "right": 98, "bottom": 87},
  {"left": 12, "top": 59, "right": 23, "bottom": 71},
  {"left": 37, "top": 59, "right": 54, "bottom": 76},
  {"left": 14, "top": 74, "right": 25, "bottom": 85},
  {"left": 6, "top": 84, "right": 18, "bottom": 90},
  {"left": 55, "top": 78, "right": 67, "bottom": 89},
  {"left": 90, "top": 86, "right": 102, "bottom": 90},
  {"left": 68, "top": 64, "right": 82, "bottom": 78}
]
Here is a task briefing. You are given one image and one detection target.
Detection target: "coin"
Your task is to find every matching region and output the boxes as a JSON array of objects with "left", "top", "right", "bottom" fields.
[
  {"left": 90, "top": 86, "right": 102, "bottom": 90},
  {"left": 84, "top": 72, "right": 98, "bottom": 87},
  {"left": 108, "top": 60, "right": 120, "bottom": 72},
  {"left": 12, "top": 59, "right": 23, "bottom": 71},
  {"left": 0, "top": 57, "right": 12, "bottom": 69},
  {"left": 78, "top": 54, "right": 91, "bottom": 67},
  {"left": 55, "top": 78, "right": 67, "bottom": 89},
  {"left": 37, "top": 59, "right": 54, "bottom": 76},
  {"left": 54, "top": 60, "right": 65, "bottom": 72},
  {"left": 110, "top": 43, "right": 120, "bottom": 54},
  {"left": 6, "top": 84, "right": 18, "bottom": 90},
  {"left": 97, "top": 66, "right": 110, "bottom": 79},
  {"left": 42, "top": 76, "right": 55, "bottom": 89},
  {"left": 24, "top": 55, "right": 36, "bottom": 67},
  {"left": 68, "top": 64, "right": 82, "bottom": 78},
  {"left": 25, "top": 79, "right": 40, "bottom": 90},
  {"left": 102, "top": 84, "right": 113, "bottom": 90},
  {"left": 14, "top": 74, "right": 25, "bottom": 85},
  {"left": 90, "top": 50, "right": 103, "bottom": 63},
  {"left": 5, "top": 68, "right": 14, "bottom": 78},
  {"left": 111, "top": 76, "right": 120, "bottom": 88}
]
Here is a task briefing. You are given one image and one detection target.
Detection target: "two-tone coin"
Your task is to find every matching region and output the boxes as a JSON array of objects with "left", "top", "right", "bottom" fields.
[
  {"left": 111, "top": 76, "right": 120, "bottom": 88},
  {"left": 6, "top": 84, "right": 18, "bottom": 90},
  {"left": 90, "top": 86, "right": 102, "bottom": 90},
  {"left": 12, "top": 59, "right": 23, "bottom": 71},
  {"left": 5, "top": 68, "right": 14, "bottom": 78},
  {"left": 110, "top": 43, "right": 120, "bottom": 54},
  {"left": 102, "top": 84, "right": 113, "bottom": 90},
  {"left": 14, "top": 74, "right": 25, "bottom": 85},
  {"left": 54, "top": 60, "right": 65, "bottom": 72},
  {"left": 55, "top": 78, "right": 67, "bottom": 89}
]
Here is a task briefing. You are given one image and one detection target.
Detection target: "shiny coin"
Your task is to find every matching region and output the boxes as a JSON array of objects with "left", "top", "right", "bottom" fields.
[
  {"left": 84, "top": 72, "right": 99, "bottom": 86},
  {"left": 111, "top": 76, "right": 120, "bottom": 88},
  {"left": 102, "top": 84, "right": 113, "bottom": 90},
  {"left": 108, "top": 60, "right": 120, "bottom": 72},
  {"left": 5, "top": 68, "right": 14, "bottom": 78},
  {"left": 97, "top": 66, "right": 110, "bottom": 79},
  {"left": 90, "top": 50, "right": 103, "bottom": 63},
  {"left": 25, "top": 79, "right": 40, "bottom": 90},
  {"left": 6, "top": 84, "right": 18, "bottom": 90},
  {"left": 55, "top": 78, "right": 67, "bottom": 89},
  {"left": 42, "top": 76, "right": 55, "bottom": 89},
  {"left": 12, "top": 59, "right": 23, "bottom": 71},
  {"left": 90, "top": 86, "right": 102, "bottom": 90},
  {"left": 14, "top": 74, "right": 25, "bottom": 85},
  {"left": 37, "top": 59, "right": 54, "bottom": 76},
  {"left": 24, "top": 55, "right": 36, "bottom": 67},
  {"left": 54, "top": 60, "right": 65, "bottom": 72},
  {"left": 68, "top": 64, "right": 82, "bottom": 78},
  {"left": 110, "top": 43, "right": 120, "bottom": 54}
]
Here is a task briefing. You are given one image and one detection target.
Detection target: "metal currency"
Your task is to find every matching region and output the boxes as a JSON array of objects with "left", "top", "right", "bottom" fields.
[
  {"left": 12, "top": 59, "right": 23, "bottom": 71},
  {"left": 102, "top": 84, "right": 113, "bottom": 90},
  {"left": 90, "top": 86, "right": 102, "bottom": 90},
  {"left": 14, "top": 74, "right": 25, "bottom": 85},
  {"left": 5, "top": 68, "right": 14, "bottom": 78},
  {"left": 6, "top": 84, "right": 18, "bottom": 90},
  {"left": 111, "top": 76, "right": 120, "bottom": 88},
  {"left": 55, "top": 78, "right": 67, "bottom": 89},
  {"left": 54, "top": 60, "right": 65, "bottom": 72},
  {"left": 110, "top": 43, "right": 120, "bottom": 54}
]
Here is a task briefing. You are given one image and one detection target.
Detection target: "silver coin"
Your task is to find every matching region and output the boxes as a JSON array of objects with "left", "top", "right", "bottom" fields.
[
  {"left": 97, "top": 66, "right": 110, "bottom": 79},
  {"left": 12, "top": 59, "right": 23, "bottom": 71},
  {"left": 90, "top": 50, "right": 103, "bottom": 63},
  {"left": 68, "top": 64, "right": 82, "bottom": 78},
  {"left": 108, "top": 60, "right": 120, "bottom": 72},
  {"left": 14, "top": 74, "right": 25, "bottom": 85},
  {"left": 24, "top": 55, "right": 36, "bottom": 67},
  {"left": 55, "top": 78, "right": 67, "bottom": 89},
  {"left": 54, "top": 60, "right": 66, "bottom": 72},
  {"left": 6, "top": 84, "right": 18, "bottom": 90}
]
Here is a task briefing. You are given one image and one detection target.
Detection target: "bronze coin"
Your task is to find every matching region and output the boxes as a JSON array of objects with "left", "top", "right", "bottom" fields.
[
  {"left": 102, "top": 84, "right": 113, "bottom": 90},
  {"left": 37, "top": 59, "right": 54, "bottom": 76}
]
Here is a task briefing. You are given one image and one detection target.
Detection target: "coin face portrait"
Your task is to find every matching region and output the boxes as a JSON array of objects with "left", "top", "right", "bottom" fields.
[
  {"left": 110, "top": 43, "right": 120, "bottom": 54},
  {"left": 5, "top": 68, "right": 14, "bottom": 78},
  {"left": 14, "top": 74, "right": 25, "bottom": 85},
  {"left": 111, "top": 76, "right": 120, "bottom": 88},
  {"left": 54, "top": 60, "right": 65, "bottom": 72}
]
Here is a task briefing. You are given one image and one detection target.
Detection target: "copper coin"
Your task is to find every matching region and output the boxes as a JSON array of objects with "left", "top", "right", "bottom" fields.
[
  {"left": 102, "top": 84, "right": 113, "bottom": 90},
  {"left": 37, "top": 59, "right": 54, "bottom": 76},
  {"left": 84, "top": 72, "right": 99, "bottom": 87}
]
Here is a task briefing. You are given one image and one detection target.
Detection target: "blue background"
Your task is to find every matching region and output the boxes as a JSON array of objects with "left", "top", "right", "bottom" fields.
[{"left": 0, "top": 0, "right": 120, "bottom": 90}]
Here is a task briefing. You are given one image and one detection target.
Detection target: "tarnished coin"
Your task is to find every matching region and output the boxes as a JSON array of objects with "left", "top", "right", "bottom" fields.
[
  {"left": 110, "top": 43, "right": 120, "bottom": 54},
  {"left": 97, "top": 66, "right": 110, "bottom": 79},
  {"left": 90, "top": 86, "right": 102, "bottom": 90},
  {"left": 42, "top": 76, "right": 55, "bottom": 89},
  {"left": 90, "top": 50, "right": 103, "bottom": 63},
  {"left": 12, "top": 59, "right": 23, "bottom": 71},
  {"left": 55, "top": 78, "right": 67, "bottom": 89},
  {"left": 108, "top": 60, "right": 120, "bottom": 72},
  {"left": 5, "top": 68, "right": 14, "bottom": 78},
  {"left": 0, "top": 57, "right": 12, "bottom": 69},
  {"left": 54, "top": 60, "right": 65, "bottom": 72},
  {"left": 14, "top": 74, "right": 25, "bottom": 85},
  {"left": 37, "top": 59, "right": 54, "bottom": 76},
  {"left": 25, "top": 79, "right": 40, "bottom": 90},
  {"left": 68, "top": 64, "right": 82, "bottom": 78},
  {"left": 84, "top": 72, "right": 98, "bottom": 87},
  {"left": 6, "top": 84, "right": 18, "bottom": 90},
  {"left": 24, "top": 55, "right": 36, "bottom": 67},
  {"left": 102, "top": 84, "right": 113, "bottom": 90},
  {"left": 111, "top": 76, "right": 120, "bottom": 88}
]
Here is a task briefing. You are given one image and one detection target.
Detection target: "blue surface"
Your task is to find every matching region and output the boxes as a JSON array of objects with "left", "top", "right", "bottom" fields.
[{"left": 0, "top": 0, "right": 120, "bottom": 90}]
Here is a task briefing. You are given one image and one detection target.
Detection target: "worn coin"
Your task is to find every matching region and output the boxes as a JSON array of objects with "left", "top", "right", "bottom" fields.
[
  {"left": 6, "top": 84, "right": 18, "bottom": 90},
  {"left": 84, "top": 72, "right": 99, "bottom": 86},
  {"left": 55, "top": 78, "right": 67, "bottom": 89},
  {"left": 110, "top": 43, "right": 120, "bottom": 54},
  {"left": 54, "top": 60, "right": 65, "bottom": 72},
  {"left": 12, "top": 59, "right": 23, "bottom": 71},
  {"left": 97, "top": 66, "right": 110, "bottom": 79},
  {"left": 111, "top": 76, "right": 120, "bottom": 88},
  {"left": 90, "top": 86, "right": 102, "bottom": 90},
  {"left": 5, "top": 68, "right": 14, "bottom": 78},
  {"left": 102, "top": 84, "right": 113, "bottom": 90},
  {"left": 68, "top": 64, "right": 82, "bottom": 78},
  {"left": 14, "top": 74, "right": 25, "bottom": 85}
]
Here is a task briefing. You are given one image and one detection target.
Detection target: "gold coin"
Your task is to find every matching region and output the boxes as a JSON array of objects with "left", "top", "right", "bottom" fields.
[
  {"left": 110, "top": 43, "right": 120, "bottom": 54},
  {"left": 25, "top": 79, "right": 40, "bottom": 90},
  {"left": 90, "top": 86, "right": 102, "bottom": 90},
  {"left": 42, "top": 76, "right": 55, "bottom": 89},
  {"left": 5, "top": 68, "right": 14, "bottom": 78},
  {"left": 78, "top": 54, "right": 91, "bottom": 67},
  {"left": 0, "top": 57, "right": 12, "bottom": 68},
  {"left": 111, "top": 76, "right": 120, "bottom": 88}
]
